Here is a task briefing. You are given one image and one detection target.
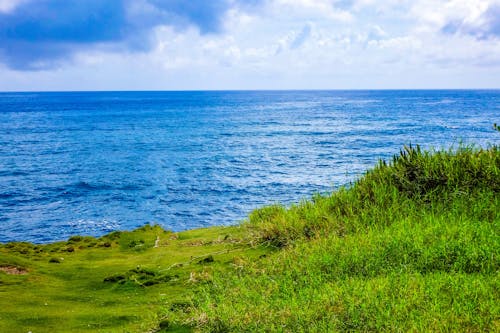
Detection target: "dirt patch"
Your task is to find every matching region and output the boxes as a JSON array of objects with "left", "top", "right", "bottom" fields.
[{"left": 0, "top": 266, "right": 28, "bottom": 275}]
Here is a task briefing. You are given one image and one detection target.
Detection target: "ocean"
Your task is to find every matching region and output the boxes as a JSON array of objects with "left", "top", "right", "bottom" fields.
[{"left": 0, "top": 90, "right": 498, "bottom": 243}]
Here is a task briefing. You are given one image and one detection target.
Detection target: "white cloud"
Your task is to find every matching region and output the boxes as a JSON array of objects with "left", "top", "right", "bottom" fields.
[
  {"left": 269, "top": 0, "right": 354, "bottom": 22},
  {"left": 275, "top": 23, "right": 315, "bottom": 54},
  {"left": 0, "top": 0, "right": 499, "bottom": 90},
  {"left": 0, "top": 0, "right": 25, "bottom": 13},
  {"left": 410, "top": 0, "right": 494, "bottom": 33}
]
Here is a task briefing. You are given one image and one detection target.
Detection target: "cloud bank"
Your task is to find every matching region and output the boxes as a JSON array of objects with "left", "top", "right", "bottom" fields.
[
  {"left": 441, "top": 3, "right": 500, "bottom": 39},
  {"left": 0, "top": 0, "right": 498, "bottom": 89},
  {"left": 0, "top": 0, "right": 259, "bottom": 70}
]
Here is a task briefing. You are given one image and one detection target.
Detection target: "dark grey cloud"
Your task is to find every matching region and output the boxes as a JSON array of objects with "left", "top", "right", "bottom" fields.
[
  {"left": 0, "top": 0, "right": 262, "bottom": 70},
  {"left": 441, "top": 4, "right": 500, "bottom": 39}
]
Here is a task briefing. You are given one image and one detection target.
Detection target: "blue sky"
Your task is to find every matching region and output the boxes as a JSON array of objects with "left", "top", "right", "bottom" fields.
[{"left": 0, "top": 0, "right": 499, "bottom": 90}]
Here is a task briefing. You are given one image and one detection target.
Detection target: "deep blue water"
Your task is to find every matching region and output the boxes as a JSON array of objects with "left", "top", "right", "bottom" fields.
[{"left": 0, "top": 90, "right": 498, "bottom": 243}]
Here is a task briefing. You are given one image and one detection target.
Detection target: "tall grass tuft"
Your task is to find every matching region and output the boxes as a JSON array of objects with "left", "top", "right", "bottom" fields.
[{"left": 245, "top": 144, "right": 499, "bottom": 247}]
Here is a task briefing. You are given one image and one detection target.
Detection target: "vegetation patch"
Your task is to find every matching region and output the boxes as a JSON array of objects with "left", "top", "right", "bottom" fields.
[
  {"left": 197, "top": 255, "right": 215, "bottom": 264},
  {"left": 103, "top": 267, "right": 176, "bottom": 287},
  {"left": 175, "top": 144, "right": 499, "bottom": 332}
]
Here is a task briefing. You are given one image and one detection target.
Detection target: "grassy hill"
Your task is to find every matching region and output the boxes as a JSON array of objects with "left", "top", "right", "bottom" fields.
[{"left": 1, "top": 144, "right": 499, "bottom": 332}]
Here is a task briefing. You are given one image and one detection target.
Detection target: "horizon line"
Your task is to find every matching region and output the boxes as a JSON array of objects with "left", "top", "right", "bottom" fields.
[{"left": 1, "top": 88, "right": 499, "bottom": 93}]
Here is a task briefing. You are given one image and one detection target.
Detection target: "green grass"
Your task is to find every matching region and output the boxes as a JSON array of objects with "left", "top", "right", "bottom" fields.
[
  {"left": 1, "top": 144, "right": 499, "bottom": 332},
  {"left": 0, "top": 225, "right": 269, "bottom": 332},
  {"left": 175, "top": 145, "right": 499, "bottom": 332}
]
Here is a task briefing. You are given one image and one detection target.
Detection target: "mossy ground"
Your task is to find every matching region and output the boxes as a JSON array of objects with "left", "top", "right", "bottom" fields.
[
  {"left": 0, "top": 225, "right": 269, "bottom": 332},
  {"left": 1, "top": 144, "right": 499, "bottom": 332}
]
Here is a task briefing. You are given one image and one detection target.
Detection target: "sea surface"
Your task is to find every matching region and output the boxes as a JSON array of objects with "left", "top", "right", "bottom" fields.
[{"left": 0, "top": 90, "right": 498, "bottom": 243}]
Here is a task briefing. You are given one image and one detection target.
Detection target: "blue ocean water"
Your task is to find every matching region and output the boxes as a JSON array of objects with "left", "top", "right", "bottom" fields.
[{"left": 0, "top": 90, "right": 498, "bottom": 243}]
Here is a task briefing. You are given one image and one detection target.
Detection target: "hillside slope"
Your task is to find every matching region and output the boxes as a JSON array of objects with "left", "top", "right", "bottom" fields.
[{"left": 176, "top": 145, "right": 499, "bottom": 332}]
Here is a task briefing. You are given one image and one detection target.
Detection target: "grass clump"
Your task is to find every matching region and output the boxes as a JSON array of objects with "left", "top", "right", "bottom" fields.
[
  {"left": 178, "top": 145, "right": 499, "bottom": 332},
  {"left": 103, "top": 266, "right": 176, "bottom": 287},
  {"left": 245, "top": 145, "right": 499, "bottom": 246}
]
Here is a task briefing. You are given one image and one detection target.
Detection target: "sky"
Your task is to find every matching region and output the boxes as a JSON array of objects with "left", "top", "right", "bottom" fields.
[{"left": 0, "top": 0, "right": 499, "bottom": 91}]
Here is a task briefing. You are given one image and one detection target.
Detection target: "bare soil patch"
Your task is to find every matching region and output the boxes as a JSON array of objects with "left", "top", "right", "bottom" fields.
[{"left": 0, "top": 266, "right": 28, "bottom": 275}]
